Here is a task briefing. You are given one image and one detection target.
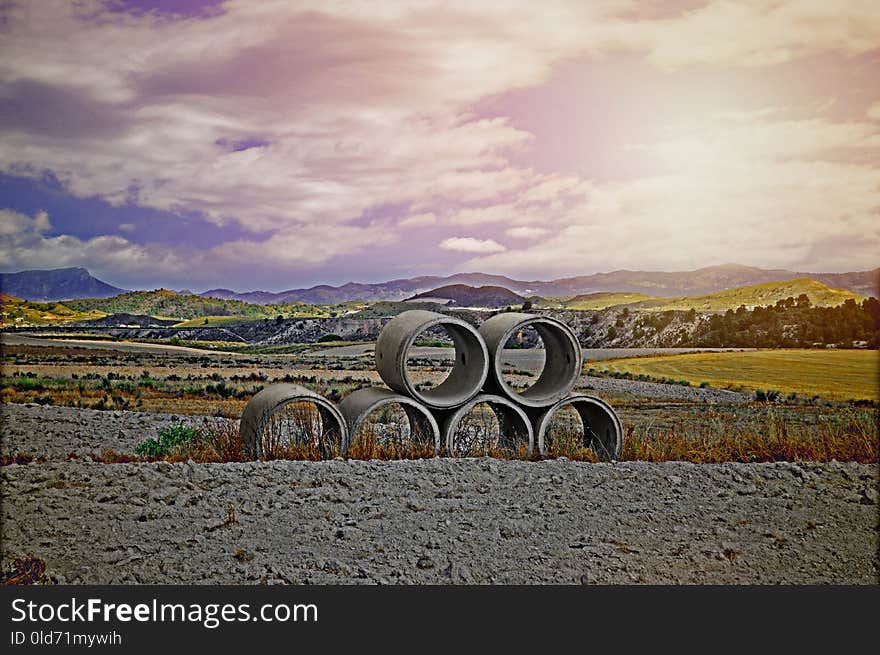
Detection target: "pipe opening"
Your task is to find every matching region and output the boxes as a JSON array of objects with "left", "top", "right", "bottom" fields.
[
  {"left": 261, "top": 400, "right": 343, "bottom": 460},
  {"left": 447, "top": 399, "right": 532, "bottom": 458},
  {"left": 403, "top": 321, "right": 486, "bottom": 408},
  {"left": 537, "top": 396, "right": 622, "bottom": 461},
  {"left": 404, "top": 324, "right": 455, "bottom": 395},
  {"left": 491, "top": 317, "right": 581, "bottom": 407},
  {"left": 499, "top": 324, "right": 546, "bottom": 394}
]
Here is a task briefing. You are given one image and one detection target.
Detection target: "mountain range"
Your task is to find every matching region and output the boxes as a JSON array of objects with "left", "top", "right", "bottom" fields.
[
  {"left": 202, "top": 264, "right": 879, "bottom": 304},
  {"left": 1, "top": 264, "right": 877, "bottom": 304}
]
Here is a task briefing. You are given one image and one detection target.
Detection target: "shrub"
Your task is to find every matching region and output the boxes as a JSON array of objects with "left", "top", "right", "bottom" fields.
[
  {"left": 135, "top": 422, "right": 203, "bottom": 458},
  {"left": 317, "top": 333, "right": 343, "bottom": 342}
]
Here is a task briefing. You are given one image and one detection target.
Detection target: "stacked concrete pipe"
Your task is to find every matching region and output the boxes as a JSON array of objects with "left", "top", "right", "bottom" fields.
[{"left": 240, "top": 309, "right": 623, "bottom": 461}]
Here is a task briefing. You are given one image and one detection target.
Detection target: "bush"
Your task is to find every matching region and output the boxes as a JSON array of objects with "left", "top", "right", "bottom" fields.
[
  {"left": 135, "top": 422, "right": 203, "bottom": 458},
  {"left": 317, "top": 333, "right": 343, "bottom": 342}
]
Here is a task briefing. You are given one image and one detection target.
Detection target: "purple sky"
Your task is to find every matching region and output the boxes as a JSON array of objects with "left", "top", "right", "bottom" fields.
[{"left": 1, "top": 1, "right": 879, "bottom": 292}]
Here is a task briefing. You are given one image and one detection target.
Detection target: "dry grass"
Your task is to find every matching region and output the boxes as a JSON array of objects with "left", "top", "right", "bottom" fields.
[
  {"left": 259, "top": 402, "right": 339, "bottom": 460},
  {"left": 348, "top": 432, "right": 438, "bottom": 460},
  {"left": 347, "top": 403, "right": 438, "bottom": 459},
  {"left": 621, "top": 408, "right": 877, "bottom": 463},
  {"left": 449, "top": 403, "right": 533, "bottom": 458}
]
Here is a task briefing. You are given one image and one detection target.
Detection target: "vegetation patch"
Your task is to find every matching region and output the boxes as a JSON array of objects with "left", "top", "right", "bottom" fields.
[
  {"left": 135, "top": 422, "right": 204, "bottom": 458},
  {"left": 1, "top": 555, "right": 51, "bottom": 585}
]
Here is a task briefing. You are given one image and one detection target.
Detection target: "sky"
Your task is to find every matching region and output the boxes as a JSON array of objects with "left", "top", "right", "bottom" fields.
[{"left": 1, "top": 0, "right": 879, "bottom": 292}]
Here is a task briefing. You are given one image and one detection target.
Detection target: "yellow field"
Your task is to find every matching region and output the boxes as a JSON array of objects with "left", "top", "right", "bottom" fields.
[{"left": 591, "top": 349, "right": 878, "bottom": 401}]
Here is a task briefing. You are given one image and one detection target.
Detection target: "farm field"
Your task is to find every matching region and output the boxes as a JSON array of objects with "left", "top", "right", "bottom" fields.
[{"left": 589, "top": 349, "right": 879, "bottom": 401}]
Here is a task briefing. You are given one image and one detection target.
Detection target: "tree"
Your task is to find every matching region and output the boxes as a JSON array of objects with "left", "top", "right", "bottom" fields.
[{"left": 521, "top": 300, "right": 533, "bottom": 311}]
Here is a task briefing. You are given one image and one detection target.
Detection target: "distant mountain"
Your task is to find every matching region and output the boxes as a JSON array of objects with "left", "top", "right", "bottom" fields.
[
  {"left": 407, "top": 284, "right": 525, "bottom": 308},
  {"left": 201, "top": 264, "right": 878, "bottom": 304},
  {"left": 0, "top": 267, "right": 126, "bottom": 301},
  {"left": 540, "top": 264, "right": 878, "bottom": 298},
  {"left": 206, "top": 272, "right": 526, "bottom": 305},
  {"left": 4, "top": 264, "right": 876, "bottom": 306},
  {"left": 808, "top": 270, "right": 878, "bottom": 298}
]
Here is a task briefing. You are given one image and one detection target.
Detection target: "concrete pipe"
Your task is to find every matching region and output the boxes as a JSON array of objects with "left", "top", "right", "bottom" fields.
[
  {"left": 240, "top": 383, "right": 347, "bottom": 460},
  {"left": 532, "top": 394, "right": 623, "bottom": 461},
  {"left": 436, "top": 394, "right": 534, "bottom": 457},
  {"left": 375, "top": 310, "right": 489, "bottom": 410},
  {"left": 337, "top": 386, "right": 441, "bottom": 455},
  {"left": 478, "top": 312, "right": 582, "bottom": 409}
]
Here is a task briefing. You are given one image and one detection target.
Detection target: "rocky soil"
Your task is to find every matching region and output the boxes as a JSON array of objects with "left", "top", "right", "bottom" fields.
[{"left": 1, "top": 403, "right": 877, "bottom": 584}]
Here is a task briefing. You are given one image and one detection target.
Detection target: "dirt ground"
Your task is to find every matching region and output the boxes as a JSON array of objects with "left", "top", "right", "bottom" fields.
[{"left": 1, "top": 403, "right": 877, "bottom": 585}]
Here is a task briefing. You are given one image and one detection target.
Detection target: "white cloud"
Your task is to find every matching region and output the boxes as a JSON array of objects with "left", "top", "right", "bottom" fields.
[
  {"left": 439, "top": 237, "right": 507, "bottom": 254},
  {"left": 505, "top": 226, "right": 547, "bottom": 239},
  {"left": 616, "top": 0, "right": 880, "bottom": 68},
  {"left": 463, "top": 113, "right": 880, "bottom": 276}
]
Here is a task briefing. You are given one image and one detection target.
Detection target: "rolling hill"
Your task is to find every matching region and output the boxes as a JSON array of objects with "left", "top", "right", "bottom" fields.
[
  {"left": 629, "top": 278, "right": 864, "bottom": 312},
  {"left": 64, "top": 289, "right": 327, "bottom": 321},
  {"left": 0, "top": 293, "right": 107, "bottom": 326},
  {"left": 406, "top": 284, "right": 525, "bottom": 308},
  {"left": 562, "top": 292, "right": 655, "bottom": 310}
]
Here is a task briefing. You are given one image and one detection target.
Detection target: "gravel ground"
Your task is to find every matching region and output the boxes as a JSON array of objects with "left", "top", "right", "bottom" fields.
[
  {"left": 2, "top": 458, "right": 876, "bottom": 585},
  {"left": 1, "top": 404, "right": 877, "bottom": 585},
  {"left": 1, "top": 404, "right": 213, "bottom": 461},
  {"left": 578, "top": 375, "right": 752, "bottom": 402}
]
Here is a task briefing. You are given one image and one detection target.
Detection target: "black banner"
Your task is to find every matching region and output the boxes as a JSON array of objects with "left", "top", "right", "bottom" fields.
[{"left": 1, "top": 585, "right": 877, "bottom": 651}]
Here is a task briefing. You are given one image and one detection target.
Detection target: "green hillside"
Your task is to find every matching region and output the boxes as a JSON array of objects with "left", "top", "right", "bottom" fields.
[
  {"left": 631, "top": 278, "right": 864, "bottom": 312},
  {"left": 1, "top": 293, "right": 106, "bottom": 327},
  {"left": 64, "top": 289, "right": 328, "bottom": 321}
]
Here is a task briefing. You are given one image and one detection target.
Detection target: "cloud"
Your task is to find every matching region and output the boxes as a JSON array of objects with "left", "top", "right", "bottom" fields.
[
  {"left": 615, "top": 0, "right": 880, "bottom": 68},
  {"left": 0, "top": 209, "right": 185, "bottom": 284},
  {"left": 0, "top": 208, "right": 397, "bottom": 289},
  {"left": 439, "top": 237, "right": 507, "bottom": 254},
  {"left": 505, "top": 226, "right": 548, "bottom": 239},
  {"left": 398, "top": 213, "right": 437, "bottom": 228},
  {"left": 462, "top": 113, "right": 880, "bottom": 276},
  {"left": 1, "top": 1, "right": 879, "bottom": 285}
]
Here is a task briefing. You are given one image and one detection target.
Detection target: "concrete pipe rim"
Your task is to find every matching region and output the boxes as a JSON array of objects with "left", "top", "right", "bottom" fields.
[
  {"left": 338, "top": 387, "right": 441, "bottom": 455},
  {"left": 376, "top": 311, "right": 489, "bottom": 409},
  {"left": 240, "top": 384, "right": 347, "bottom": 460},
  {"left": 440, "top": 393, "right": 534, "bottom": 457},
  {"left": 484, "top": 314, "right": 582, "bottom": 408},
  {"left": 534, "top": 394, "right": 623, "bottom": 461}
]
